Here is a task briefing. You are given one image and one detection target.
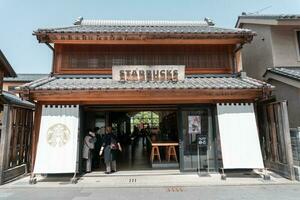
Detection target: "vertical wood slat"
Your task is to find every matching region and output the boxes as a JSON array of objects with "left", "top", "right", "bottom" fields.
[
  {"left": 262, "top": 105, "right": 271, "bottom": 162},
  {"left": 26, "top": 111, "right": 34, "bottom": 167},
  {"left": 19, "top": 109, "right": 26, "bottom": 164},
  {"left": 0, "top": 105, "right": 11, "bottom": 184},
  {"left": 281, "top": 101, "right": 295, "bottom": 180},
  {"left": 276, "top": 104, "right": 287, "bottom": 163},
  {"left": 57, "top": 44, "right": 233, "bottom": 71},
  {"left": 11, "top": 108, "right": 18, "bottom": 167},
  {"left": 267, "top": 105, "right": 277, "bottom": 161}
]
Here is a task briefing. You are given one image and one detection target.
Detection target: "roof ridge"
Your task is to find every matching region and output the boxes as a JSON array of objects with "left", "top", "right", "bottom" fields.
[{"left": 78, "top": 19, "right": 209, "bottom": 27}]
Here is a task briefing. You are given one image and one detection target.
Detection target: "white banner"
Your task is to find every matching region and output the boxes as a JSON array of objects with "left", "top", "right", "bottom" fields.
[
  {"left": 34, "top": 105, "right": 79, "bottom": 174},
  {"left": 217, "top": 103, "right": 264, "bottom": 169}
]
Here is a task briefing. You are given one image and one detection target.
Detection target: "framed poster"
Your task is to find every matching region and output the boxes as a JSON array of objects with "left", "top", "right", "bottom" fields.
[{"left": 188, "top": 115, "right": 201, "bottom": 134}]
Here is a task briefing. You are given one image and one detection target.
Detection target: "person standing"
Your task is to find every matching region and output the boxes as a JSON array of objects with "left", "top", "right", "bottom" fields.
[
  {"left": 82, "top": 129, "right": 97, "bottom": 173},
  {"left": 99, "top": 127, "right": 122, "bottom": 174}
]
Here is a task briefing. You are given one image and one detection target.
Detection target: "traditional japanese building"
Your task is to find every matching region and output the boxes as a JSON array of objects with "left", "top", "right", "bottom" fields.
[
  {"left": 0, "top": 50, "right": 35, "bottom": 185},
  {"left": 19, "top": 18, "right": 274, "bottom": 182}
]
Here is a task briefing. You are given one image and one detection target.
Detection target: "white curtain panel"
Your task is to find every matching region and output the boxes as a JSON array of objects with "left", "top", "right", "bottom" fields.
[
  {"left": 217, "top": 103, "right": 264, "bottom": 169},
  {"left": 34, "top": 105, "right": 79, "bottom": 174}
]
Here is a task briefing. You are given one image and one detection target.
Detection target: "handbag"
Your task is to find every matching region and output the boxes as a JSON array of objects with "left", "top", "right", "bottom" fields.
[{"left": 110, "top": 143, "right": 118, "bottom": 150}]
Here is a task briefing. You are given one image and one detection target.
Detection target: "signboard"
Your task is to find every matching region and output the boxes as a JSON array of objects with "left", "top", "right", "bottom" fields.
[
  {"left": 197, "top": 134, "right": 207, "bottom": 147},
  {"left": 188, "top": 115, "right": 201, "bottom": 134},
  {"left": 34, "top": 105, "right": 79, "bottom": 174},
  {"left": 112, "top": 65, "right": 185, "bottom": 81},
  {"left": 217, "top": 103, "right": 264, "bottom": 169}
]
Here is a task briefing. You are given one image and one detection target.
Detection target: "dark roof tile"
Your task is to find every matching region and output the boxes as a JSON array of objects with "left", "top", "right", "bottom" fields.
[
  {"left": 265, "top": 67, "right": 300, "bottom": 81},
  {"left": 18, "top": 75, "right": 272, "bottom": 91}
]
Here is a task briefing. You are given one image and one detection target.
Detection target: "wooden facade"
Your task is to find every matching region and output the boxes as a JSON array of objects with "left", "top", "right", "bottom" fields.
[{"left": 54, "top": 44, "right": 234, "bottom": 75}]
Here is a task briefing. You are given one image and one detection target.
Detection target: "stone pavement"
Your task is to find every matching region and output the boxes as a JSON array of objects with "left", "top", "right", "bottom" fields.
[
  {"left": 1, "top": 184, "right": 300, "bottom": 200},
  {"left": 0, "top": 170, "right": 298, "bottom": 189}
]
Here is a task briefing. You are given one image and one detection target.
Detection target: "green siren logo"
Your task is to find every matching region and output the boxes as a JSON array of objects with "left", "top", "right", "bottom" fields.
[{"left": 46, "top": 123, "right": 71, "bottom": 147}]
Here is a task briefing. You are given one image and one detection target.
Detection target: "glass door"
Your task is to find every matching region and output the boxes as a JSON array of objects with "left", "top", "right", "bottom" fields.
[{"left": 179, "top": 107, "right": 216, "bottom": 172}]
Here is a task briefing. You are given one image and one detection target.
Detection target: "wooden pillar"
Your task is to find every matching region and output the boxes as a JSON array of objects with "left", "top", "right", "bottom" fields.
[
  {"left": 0, "top": 104, "right": 12, "bottom": 184},
  {"left": 281, "top": 101, "right": 295, "bottom": 180},
  {"left": 29, "top": 103, "right": 42, "bottom": 174}
]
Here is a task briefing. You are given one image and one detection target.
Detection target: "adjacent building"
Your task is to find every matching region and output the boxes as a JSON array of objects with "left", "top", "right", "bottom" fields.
[
  {"left": 0, "top": 50, "right": 35, "bottom": 185},
  {"left": 3, "top": 74, "right": 48, "bottom": 93},
  {"left": 236, "top": 14, "right": 300, "bottom": 129}
]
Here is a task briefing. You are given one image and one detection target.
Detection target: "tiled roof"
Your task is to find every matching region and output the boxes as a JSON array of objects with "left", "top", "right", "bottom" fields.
[
  {"left": 265, "top": 67, "right": 300, "bottom": 81},
  {"left": 0, "top": 91, "right": 35, "bottom": 108},
  {"left": 238, "top": 14, "right": 300, "bottom": 20},
  {"left": 4, "top": 73, "right": 49, "bottom": 82},
  {"left": 19, "top": 75, "right": 272, "bottom": 91},
  {"left": 0, "top": 50, "right": 17, "bottom": 77},
  {"left": 34, "top": 19, "right": 254, "bottom": 36}
]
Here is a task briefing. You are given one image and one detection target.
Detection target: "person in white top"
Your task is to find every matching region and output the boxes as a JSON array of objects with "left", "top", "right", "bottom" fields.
[{"left": 82, "top": 129, "right": 97, "bottom": 173}]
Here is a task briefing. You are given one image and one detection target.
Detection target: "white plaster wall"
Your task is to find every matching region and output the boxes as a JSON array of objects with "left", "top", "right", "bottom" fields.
[
  {"left": 241, "top": 24, "right": 274, "bottom": 80},
  {"left": 271, "top": 26, "right": 300, "bottom": 67}
]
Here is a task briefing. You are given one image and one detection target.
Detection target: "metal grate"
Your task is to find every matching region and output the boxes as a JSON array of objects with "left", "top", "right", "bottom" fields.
[{"left": 166, "top": 187, "right": 184, "bottom": 192}]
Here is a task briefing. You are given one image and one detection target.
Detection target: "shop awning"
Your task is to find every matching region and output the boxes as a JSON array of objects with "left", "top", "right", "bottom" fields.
[
  {"left": 34, "top": 105, "right": 79, "bottom": 174},
  {"left": 217, "top": 103, "right": 264, "bottom": 169}
]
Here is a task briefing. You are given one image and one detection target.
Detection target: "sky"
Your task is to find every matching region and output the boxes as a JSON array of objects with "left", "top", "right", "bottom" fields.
[{"left": 0, "top": 0, "right": 300, "bottom": 74}]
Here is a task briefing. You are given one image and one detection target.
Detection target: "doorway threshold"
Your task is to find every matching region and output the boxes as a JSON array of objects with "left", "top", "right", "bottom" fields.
[{"left": 82, "top": 169, "right": 181, "bottom": 177}]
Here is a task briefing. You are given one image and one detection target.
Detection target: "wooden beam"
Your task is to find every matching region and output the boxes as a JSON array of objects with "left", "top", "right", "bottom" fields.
[
  {"left": 53, "top": 38, "right": 244, "bottom": 45},
  {"left": 30, "top": 89, "right": 262, "bottom": 105},
  {"left": 55, "top": 68, "right": 232, "bottom": 75}
]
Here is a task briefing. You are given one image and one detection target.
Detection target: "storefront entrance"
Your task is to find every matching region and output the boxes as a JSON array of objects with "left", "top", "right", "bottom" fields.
[
  {"left": 81, "top": 106, "right": 180, "bottom": 172},
  {"left": 80, "top": 105, "right": 218, "bottom": 173}
]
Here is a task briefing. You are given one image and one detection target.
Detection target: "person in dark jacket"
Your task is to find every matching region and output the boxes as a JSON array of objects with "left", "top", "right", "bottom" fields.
[{"left": 99, "top": 127, "right": 122, "bottom": 174}]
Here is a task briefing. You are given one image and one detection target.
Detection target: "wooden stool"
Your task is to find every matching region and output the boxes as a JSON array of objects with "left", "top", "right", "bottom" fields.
[
  {"left": 166, "top": 146, "right": 178, "bottom": 162},
  {"left": 150, "top": 146, "right": 161, "bottom": 163}
]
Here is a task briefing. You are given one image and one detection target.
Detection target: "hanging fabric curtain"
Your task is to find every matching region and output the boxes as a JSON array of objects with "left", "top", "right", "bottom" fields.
[
  {"left": 34, "top": 105, "right": 79, "bottom": 174},
  {"left": 217, "top": 103, "right": 264, "bottom": 169}
]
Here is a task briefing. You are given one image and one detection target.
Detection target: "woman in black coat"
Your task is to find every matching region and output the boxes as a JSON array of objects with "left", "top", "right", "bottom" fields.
[{"left": 99, "top": 127, "right": 122, "bottom": 174}]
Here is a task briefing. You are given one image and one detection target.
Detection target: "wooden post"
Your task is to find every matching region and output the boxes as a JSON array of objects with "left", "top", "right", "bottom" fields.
[
  {"left": 281, "top": 101, "right": 295, "bottom": 180},
  {"left": 0, "top": 104, "right": 11, "bottom": 184},
  {"left": 29, "top": 104, "right": 42, "bottom": 176}
]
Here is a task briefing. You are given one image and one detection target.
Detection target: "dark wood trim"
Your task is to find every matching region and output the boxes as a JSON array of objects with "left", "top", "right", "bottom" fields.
[
  {"left": 52, "top": 38, "right": 244, "bottom": 45},
  {"left": 55, "top": 67, "right": 232, "bottom": 75},
  {"left": 29, "top": 89, "right": 262, "bottom": 105}
]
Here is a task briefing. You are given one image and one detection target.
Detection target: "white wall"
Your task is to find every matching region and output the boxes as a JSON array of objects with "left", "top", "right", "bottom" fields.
[{"left": 241, "top": 24, "right": 274, "bottom": 80}]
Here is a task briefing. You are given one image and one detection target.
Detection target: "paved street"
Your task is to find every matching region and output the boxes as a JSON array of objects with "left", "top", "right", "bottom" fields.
[{"left": 1, "top": 184, "right": 300, "bottom": 200}]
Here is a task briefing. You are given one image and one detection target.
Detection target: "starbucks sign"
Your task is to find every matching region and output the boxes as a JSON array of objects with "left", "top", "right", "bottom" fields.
[{"left": 112, "top": 65, "right": 185, "bottom": 81}]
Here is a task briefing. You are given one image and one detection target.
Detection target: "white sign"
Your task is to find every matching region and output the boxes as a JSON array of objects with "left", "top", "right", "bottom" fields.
[
  {"left": 112, "top": 65, "right": 185, "bottom": 81},
  {"left": 34, "top": 105, "right": 79, "bottom": 174},
  {"left": 217, "top": 103, "right": 264, "bottom": 169}
]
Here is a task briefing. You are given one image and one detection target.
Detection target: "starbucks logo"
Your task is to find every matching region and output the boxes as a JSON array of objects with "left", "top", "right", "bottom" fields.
[{"left": 46, "top": 123, "right": 71, "bottom": 147}]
